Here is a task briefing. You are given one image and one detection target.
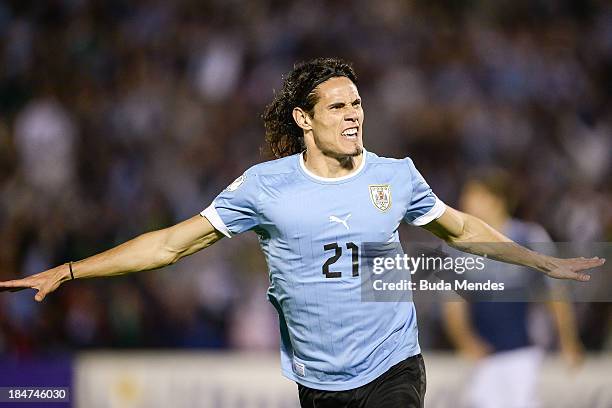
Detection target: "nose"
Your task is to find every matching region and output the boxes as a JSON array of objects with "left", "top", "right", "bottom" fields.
[{"left": 344, "top": 108, "right": 359, "bottom": 123}]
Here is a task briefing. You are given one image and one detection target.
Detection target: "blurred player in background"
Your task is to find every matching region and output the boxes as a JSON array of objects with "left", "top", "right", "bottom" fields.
[
  {"left": 0, "top": 58, "right": 604, "bottom": 408},
  {"left": 444, "top": 171, "right": 584, "bottom": 408}
]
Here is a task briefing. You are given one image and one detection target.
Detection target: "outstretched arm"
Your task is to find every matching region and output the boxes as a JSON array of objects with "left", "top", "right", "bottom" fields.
[
  {"left": 422, "top": 206, "right": 605, "bottom": 281},
  {"left": 0, "top": 215, "right": 224, "bottom": 302}
]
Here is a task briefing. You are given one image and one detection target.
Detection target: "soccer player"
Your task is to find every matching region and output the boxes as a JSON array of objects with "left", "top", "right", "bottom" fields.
[
  {"left": 444, "top": 171, "right": 584, "bottom": 408},
  {"left": 0, "top": 58, "right": 605, "bottom": 408}
]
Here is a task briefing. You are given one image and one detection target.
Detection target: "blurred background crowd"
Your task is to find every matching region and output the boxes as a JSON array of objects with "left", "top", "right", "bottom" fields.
[{"left": 0, "top": 0, "right": 610, "bottom": 356}]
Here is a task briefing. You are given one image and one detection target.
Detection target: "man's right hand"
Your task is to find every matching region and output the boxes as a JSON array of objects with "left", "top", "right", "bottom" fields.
[
  {"left": 0, "top": 265, "right": 71, "bottom": 302},
  {"left": 0, "top": 215, "right": 224, "bottom": 303}
]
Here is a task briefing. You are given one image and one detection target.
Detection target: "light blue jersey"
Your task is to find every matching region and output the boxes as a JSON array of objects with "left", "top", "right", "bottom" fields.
[{"left": 202, "top": 149, "right": 445, "bottom": 391}]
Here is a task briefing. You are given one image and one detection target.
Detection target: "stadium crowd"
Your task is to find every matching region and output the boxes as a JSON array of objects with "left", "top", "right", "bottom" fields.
[{"left": 0, "top": 0, "right": 610, "bottom": 355}]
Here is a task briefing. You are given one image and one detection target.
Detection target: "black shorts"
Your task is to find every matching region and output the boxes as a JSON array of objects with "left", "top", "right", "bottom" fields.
[{"left": 297, "top": 354, "right": 426, "bottom": 408}]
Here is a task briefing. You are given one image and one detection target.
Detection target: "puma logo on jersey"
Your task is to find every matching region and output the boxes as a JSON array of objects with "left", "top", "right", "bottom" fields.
[{"left": 329, "top": 214, "right": 351, "bottom": 230}]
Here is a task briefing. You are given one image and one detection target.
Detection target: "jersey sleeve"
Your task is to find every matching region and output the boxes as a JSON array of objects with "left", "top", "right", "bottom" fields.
[
  {"left": 402, "top": 158, "right": 446, "bottom": 226},
  {"left": 200, "top": 170, "right": 261, "bottom": 238}
]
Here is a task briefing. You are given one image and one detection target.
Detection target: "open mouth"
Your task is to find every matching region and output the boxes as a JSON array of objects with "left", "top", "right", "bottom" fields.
[{"left": 341, "top": 127, "right": 359, "bottom": 140}]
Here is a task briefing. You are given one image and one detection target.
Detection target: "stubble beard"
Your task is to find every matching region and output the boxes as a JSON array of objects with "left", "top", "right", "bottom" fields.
[
  {"left": 310, "top": 130, "right": 363, "bottom": 168},
  {"left": 321, "top": 145, "right": 363, "bottom": 168}
]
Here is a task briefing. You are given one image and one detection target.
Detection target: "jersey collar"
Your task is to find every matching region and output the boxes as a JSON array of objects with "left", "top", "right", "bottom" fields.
[{"left": 299, "top": 149, "right": 367, "bottom": 183}]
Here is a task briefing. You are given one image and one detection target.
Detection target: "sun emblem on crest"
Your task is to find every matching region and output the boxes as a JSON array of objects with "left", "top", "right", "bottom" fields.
[{"left": 369, "top": 184, "right": 391, "bottom": 212}]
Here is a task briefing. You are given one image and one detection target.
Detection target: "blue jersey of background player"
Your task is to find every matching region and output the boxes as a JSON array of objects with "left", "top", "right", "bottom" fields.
[
  {"left": 1, "top": 58, "right": 604, "bottom": 408},
  {"left": 202, "top": 149, "right": 445, "bottom": 390}
]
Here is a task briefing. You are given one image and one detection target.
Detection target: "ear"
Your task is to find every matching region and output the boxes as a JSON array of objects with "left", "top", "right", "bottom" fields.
[{"left": 292, "top": 107, "right": 312, "bottom": 131}]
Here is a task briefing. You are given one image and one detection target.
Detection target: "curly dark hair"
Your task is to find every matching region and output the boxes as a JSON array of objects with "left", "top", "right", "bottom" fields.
[{"left": 262, "top": 57, "right": 358, "bottom": 158}]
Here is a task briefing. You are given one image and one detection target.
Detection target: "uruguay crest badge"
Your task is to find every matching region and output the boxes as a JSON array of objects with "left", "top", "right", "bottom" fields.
[{"left": 369, "top": 184, "right": 391, "bottom": 212}]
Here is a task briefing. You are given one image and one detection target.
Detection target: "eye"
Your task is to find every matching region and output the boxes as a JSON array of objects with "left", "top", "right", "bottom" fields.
[{"left": 352, "top": 100, "right": 361, "bottom": 107}]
